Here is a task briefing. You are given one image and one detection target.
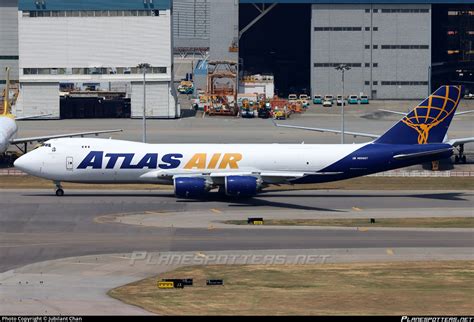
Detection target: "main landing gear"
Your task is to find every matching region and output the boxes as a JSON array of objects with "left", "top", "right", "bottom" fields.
[
  {"left": 454, "top": 144, "right": 467, "bottom": 164},
  {"left": 54, "top": 181, "right": 64, "bottom": 196}
]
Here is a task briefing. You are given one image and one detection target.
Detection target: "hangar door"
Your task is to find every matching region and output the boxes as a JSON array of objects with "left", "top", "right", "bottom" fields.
[
  {"left": 17, "top": 82, "right": 59, "bottom": 118},
  {"left": 131, "top": 81, "right": 174, "bottom": 118}
]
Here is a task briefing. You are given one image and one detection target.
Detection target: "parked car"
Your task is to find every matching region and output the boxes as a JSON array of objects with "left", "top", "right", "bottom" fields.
[
  {"left": 313, "top": 95, "right": 323, "bottom": 104},
  {"left": 348, "top": 95, "right": 359, "bottom": 104},
  {"left": 299, "top": 94, "right": 309, "bottom": 100},
  {"left": 324, "top": 95, "right": 334, "bottom": 103},
  {"left": 360, "top": 95, "right": 369, "bottom": 104},
  {"left": 322, "top": 99, "right": 333, "bottom": 107},
  {"left": 336, "top": 95, "right": 344, "bottom": 106},
  {"left": 298, "top": 94, "right": 310, "bottom": 108},
  {"left": 288, "top": 94, "right": 298, "bottom": 102}
]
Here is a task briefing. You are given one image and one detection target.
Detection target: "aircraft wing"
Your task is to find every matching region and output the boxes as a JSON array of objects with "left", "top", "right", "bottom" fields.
[
  {"left": 447, "top": 137, "right": 474, "bottom": 147},
  {"left": 454, "top": 110, "right": 474, "bottom": 116},
  {"left": 210, "top": 171, "right": 343, "bottom": 182},
  {"left": 9, "top": 129, "right": 123, "bottom": 145},
  {"left": 378, "top": 109, "right": 407, "bottom": 116},
  {"left": 379, "top": 109, "right": 474, "bottom": 117},
  {"left": 272, "top": 121, "right": 379, "bottom": 139},
  {"left": 15, "top": 114, "right": 52, "bottom": 120},
  {"left": 140, "top": 169, "right": 343, "bottom": 184}
]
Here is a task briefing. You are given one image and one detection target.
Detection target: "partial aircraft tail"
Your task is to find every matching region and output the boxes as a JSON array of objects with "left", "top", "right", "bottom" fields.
[
  {"left": 2, "top": 67, "right": 12, "bottom": 116},
  {"left": 375, "top": 85, "right": 463, "bottom": 145}
]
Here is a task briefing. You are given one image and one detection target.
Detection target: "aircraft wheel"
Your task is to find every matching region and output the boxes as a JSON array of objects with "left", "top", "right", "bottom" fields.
[
  {"left": 56, "top": 189, "right": 64, "bottom": 197},
  {"left": 462, "top": 155, "right": 467, "bottom": 164},
  {"left": 454, "top": 155, "right": 459, "bottom": 164}
]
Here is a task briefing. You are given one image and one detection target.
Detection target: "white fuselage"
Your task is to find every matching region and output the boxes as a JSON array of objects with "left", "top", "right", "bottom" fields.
[
  {"left": 15, "top": 138, "right": 367, "bottom": 184},
  {"left": 0, "top": 116, "right": 17, "bottom": 153}
]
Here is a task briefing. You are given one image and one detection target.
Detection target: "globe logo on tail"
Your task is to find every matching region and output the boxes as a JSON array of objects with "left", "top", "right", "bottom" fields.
[{"left": 401, "top": 86, "right": 462, "bottom": 144}]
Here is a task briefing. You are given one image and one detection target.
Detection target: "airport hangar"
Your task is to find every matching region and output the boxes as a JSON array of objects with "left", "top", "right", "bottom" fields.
[
  {"left": 1, "top": 0, "right": 179, "bottom": 119},
  {"left": 175, "top": 0, "right": 474, "bottom": 99},
  {"left": 0, "top": 0, "right": 473, "bottom": 119}
]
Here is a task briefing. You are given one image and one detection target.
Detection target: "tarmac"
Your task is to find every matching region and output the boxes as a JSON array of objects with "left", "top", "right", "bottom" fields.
[
  {"left": 1, "top": 188, "right": 472, "bottom": 269},
  {"left": 2, "top": 248, "right": 474, "bottom": 315}
]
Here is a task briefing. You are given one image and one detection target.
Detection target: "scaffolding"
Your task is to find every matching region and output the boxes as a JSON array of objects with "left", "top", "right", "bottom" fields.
[{"left": 206, "top": 61, "right": 238, "bottom": 116}]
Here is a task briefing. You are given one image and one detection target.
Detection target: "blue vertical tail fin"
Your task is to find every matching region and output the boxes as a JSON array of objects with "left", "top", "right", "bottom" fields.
[{"left": 375, "top": 85, "right": 463, "bottom": 145}]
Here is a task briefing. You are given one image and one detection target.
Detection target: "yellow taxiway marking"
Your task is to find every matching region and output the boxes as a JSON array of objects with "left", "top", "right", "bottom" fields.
[
  {"left": 145, "top": 211, "right": 168, "bottom": 215},
  {"left": 352, "top": 207, "right": 362, "bottom": 211},
  {"left": 357, "top": 227, "right": 369, "bottom": 232},
  {"left": 0, "top": 236, "right": 222, "bottom": 248},
  {"left": 66, "top": 262, "right": 102, "bottom": 266},
  {"left": 210, "top": 208, "right": 222, "bottom": 214},
  {"left": 110, "top": 255, "right": 133, "bottom": 260},
  {"left": 386, "top": 248, "right": 395, "bottom": 256},
  {"left": 208, "top": 224, "right": 216, "bottom": 230},
  {"left": 0, "top": 242, "right": 61, "bottom": 248}
]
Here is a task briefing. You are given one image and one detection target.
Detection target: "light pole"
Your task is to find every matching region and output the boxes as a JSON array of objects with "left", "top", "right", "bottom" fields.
[
  {"left": 335, "top": 64, "right": 351, "bottom": 144},
  {"left": 428, "top": 65, "right": 431, "bottom": 97},
  {"left": 137, "top": 63, "right": 151, "bottom": 143}
]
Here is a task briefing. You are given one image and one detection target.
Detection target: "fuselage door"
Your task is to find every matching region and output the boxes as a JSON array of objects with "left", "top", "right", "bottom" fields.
[{"left": 66, "top": 156, "right": 73, "bottom": 171}]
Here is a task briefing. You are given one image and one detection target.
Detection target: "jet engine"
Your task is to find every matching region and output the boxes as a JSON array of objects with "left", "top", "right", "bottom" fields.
[
  {"left": 174, "top": 177, "right": 212, "bottom": 198},
  {"left": 225, "top": 176, "right": 262, "bottom": 197}
]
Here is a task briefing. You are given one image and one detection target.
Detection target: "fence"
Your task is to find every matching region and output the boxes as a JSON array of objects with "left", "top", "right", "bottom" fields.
[{"left": 1, "top": 169, "right": 473, "bottom": 177}]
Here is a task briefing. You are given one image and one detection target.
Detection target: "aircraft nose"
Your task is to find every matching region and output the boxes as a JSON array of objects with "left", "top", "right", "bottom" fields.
[{"left": 14, "top": 153, "right": 36, "bottom": 175}]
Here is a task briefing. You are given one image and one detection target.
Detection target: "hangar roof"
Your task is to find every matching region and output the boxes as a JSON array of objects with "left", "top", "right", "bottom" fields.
[
  {"left": 240, "top": 0, "right": 472, "bottom": 3},
  {"left": 17, "top": 0, "right": 472, "bottom": 11},
  {"left": 18, "top": 0, "right": 171, "bottom": 11}
]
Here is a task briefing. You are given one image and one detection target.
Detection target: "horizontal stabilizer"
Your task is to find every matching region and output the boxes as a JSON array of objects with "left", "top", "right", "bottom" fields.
[
  {"left": 393, "top": 147, "right": 453, "bottom": 160},
  {"left": 447, "top": 137, "right": 474, "bottom": 147}
]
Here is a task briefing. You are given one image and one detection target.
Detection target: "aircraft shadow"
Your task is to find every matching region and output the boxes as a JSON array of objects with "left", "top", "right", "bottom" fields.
[
  {"left": 23, "top": 191, "right": 341, "bottom": 212},
  {"left": 177, "top": 197, "right": 343, "bottom": 212},
  {"left": 259, "top": 191, "right": 470, "bottom": 201}
]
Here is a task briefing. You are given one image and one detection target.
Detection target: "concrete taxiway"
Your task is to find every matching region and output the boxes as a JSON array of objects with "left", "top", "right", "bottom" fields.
[
  {"left": 1, "top": 188, "right": 472, "bottom": 314},
  {"left": 1, "top": 189, "right": 473, "bottom": 272}
]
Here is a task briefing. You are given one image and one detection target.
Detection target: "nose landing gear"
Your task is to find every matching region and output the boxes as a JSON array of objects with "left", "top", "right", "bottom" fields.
[{"left": 54, "top": 181, "right": 64, "bottom": 196}]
